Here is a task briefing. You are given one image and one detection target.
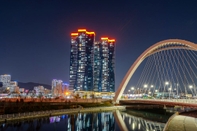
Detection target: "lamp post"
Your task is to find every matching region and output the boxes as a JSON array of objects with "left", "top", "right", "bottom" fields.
[
  {"left": 150, "top": 85, "right": 154, "bottom": 96},
  {"left": 176, "top": 83, "right": 179, "bottom": 98},
  {"left": 131, "top": 87, "right": 135, "bottom": 99},
  {"left": 164, "top": 81, "right": 169, "bottom": 99},
  {"left": 189, "top": 85, "right": 193, "bottom": 97},
  {"left": 144, "top": 84, "right": 148, "bottom": 94},
  {"left": 131, "top": 87, "right": 135, "bottom": 93},
  {"left": 168, "top": 88, "right": 172, "bottom": 99}
]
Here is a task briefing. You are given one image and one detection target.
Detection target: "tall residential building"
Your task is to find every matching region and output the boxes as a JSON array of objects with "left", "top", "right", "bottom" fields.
[
  {"left": 0, "top": 74, "right": 19, "bottom": 93},
  {"left": 52, "top": 79, "right": 63, "bottom": 96},
  {"left": 69, "top": 29, "right": 95, "bottom": 91},
  {"left": 0, "top": 74, "right": 11, "bottom": 87},
  {"left": 93, "top": 38, "right": 115, "bottom": 92}
]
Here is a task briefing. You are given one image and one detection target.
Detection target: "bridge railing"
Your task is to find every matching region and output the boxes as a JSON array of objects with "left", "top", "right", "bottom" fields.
[{"left": 121, "top": 98, "right": 197, "bottom": 104}]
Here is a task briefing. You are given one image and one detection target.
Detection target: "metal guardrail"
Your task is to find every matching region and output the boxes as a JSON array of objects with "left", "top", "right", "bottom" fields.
[{"left": 121, "top": 98, "right": 197, "bottom": 104}]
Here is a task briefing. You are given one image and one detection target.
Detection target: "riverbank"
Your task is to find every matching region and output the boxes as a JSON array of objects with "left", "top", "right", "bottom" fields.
[
  {"left": 0, "top": 99, "right": 113, "bottom": 114},
  {"left": 0, "top": 106, "right": 125, "bottom": 123}
]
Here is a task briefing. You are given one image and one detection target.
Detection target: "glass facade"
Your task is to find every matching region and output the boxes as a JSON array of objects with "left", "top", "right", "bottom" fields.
[
  {"left": 93, "top": 38, "right": 115, "bottom": 92},
  {"left": 69, "top": 29, "right": 115, "bottom": 92},
  {"left": 69, "top": 29, "right": 95, "bottom": 91}
]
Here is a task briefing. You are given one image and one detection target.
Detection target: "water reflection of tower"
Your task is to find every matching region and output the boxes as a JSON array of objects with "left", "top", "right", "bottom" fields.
[
  {"left": 36, "top": 119, "right": 42, "bottom": 130},
  {"left": 70, "top": 114, "right": 75, "bottom": 131}
]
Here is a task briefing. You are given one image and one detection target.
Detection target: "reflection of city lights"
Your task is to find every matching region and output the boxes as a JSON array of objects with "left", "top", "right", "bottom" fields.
[
  {"left": 129, "top": 118, "right": 131, "bottom": 124},
  {"left": 132, "top": 122, "right": 135, "bottom": 130},
  {"left": 138, "top": 123, "right": 141, "bottom": 130}
]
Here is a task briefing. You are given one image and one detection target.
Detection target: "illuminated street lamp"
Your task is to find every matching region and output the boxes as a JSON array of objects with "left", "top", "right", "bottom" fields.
[
  {"left": 151, "top": 85, "right": 154, "bottom": 88},
  {"left": 189, "top": 85, "right": 193, "bottom": 89},
  {"left": 189, "top": 85, "right": 193, "bottom": 95},
  {"left": 165, "top": 82, "right": 169, "bottom": 85},
  {"left": 128, "top": 90, "right": 131, "bottom": 99},
  {"left": 130, "top": 87, "right": 135, "bottom": 95},
  {"left": 143, "top": 84, "right": 148, "bottom": 94}
]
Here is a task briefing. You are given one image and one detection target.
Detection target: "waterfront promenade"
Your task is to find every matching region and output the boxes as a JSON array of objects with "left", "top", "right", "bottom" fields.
[{"left": 0, "top": 106, "right": 125, "bottom": 123}]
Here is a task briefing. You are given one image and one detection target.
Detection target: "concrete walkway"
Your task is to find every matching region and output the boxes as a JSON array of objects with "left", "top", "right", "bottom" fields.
[{"left": 165, "top": 115, "right": 197, "bottom": 131}]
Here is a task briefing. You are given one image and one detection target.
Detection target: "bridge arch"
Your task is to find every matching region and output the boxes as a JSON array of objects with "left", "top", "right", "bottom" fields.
[{"left": 114, "top": 39, "right": 197, "bottom": 103}]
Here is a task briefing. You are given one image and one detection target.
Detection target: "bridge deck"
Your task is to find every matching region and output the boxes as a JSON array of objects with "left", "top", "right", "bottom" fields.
[{"left": 120, "top": 99, "right": 197, "bottom": 108}]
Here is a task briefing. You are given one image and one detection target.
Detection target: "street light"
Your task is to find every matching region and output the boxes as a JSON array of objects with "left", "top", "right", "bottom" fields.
[
  {"left": 164, "top": 81, "right": 169, "bottom": 99},
  {"left": 131, "top": 87, "right": 135, "bottom": 95},
  {"left": 144, "top": 84, "right": 148, "bottom": 95},
  {"left": 128, "top": 90, "right": 131, "bottom": 99},
  {"left": 189, "top": 85, "right": 193, "bottom": 96},
  {"left": 165, "top": 82, "right": 169, "bottom": 85},
  {"left": 168, "top": 87, "right": 171, "bottom": 99},
  {"left": 151, "top": 85, "right": 154, "bottom": 88},
  {"left": 144, "top": 84, "right": 148, "bottom": 88}
]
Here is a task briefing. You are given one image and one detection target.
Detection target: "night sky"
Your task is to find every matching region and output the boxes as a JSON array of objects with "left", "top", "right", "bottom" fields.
[{"left": 0, "top": 1, "right": 197, "bottom": 90}]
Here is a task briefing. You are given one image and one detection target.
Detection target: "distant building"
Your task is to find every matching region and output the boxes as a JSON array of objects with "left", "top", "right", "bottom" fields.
[
  {"left": 93, "top": 38, "right": 115, "bottom": 92},
  {"left": 10, "top": 81, "right": 19, "bottom": 93},
  {"left": 0, "top": 74, "right": 11, "bottom": 87},
  {"left": 62, "top": 83, "right": 69, "bottom": 92},
  {"left": 52, "top": 79, "right": 63, "bottom": 96},
  {"left": 0, "top": 74, "right": 19, "bottom": 93},
  {"left": 19, "top": 88, "right": 25, "bottom": 93},
  {"left": 69, "top": 29, "right": 95, "bottom": 91},
  {"left": 34, "top": 86, "right": 45, "bottom": 96}
]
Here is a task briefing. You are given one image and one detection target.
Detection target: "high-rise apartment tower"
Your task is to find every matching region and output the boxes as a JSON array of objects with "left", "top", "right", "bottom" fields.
[
  {"left": 93, "top": 38, "right": 115, "bottom": 92},
  {"left": 69, "top": 29, "right": 95, "bottom": 91}
]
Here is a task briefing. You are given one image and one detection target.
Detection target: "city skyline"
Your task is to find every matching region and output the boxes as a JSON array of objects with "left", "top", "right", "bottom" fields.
[{"left": 1, "top": 1, "right": 197, "bottom": 90}]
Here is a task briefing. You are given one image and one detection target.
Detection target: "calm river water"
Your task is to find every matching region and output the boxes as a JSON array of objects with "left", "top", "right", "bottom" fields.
[{"left": 0, "top": 109, "right": 173, "bottom": 131}]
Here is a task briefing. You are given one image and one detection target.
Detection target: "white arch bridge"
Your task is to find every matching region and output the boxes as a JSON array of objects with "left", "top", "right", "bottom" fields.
[{"left": 114, "top": 39, "right": 197, "bottom": 103}]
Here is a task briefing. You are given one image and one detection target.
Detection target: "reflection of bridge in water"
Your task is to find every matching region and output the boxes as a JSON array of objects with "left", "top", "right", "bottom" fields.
[
  {"left": 0, "top": 109, "right": 169, "bottom": 131},
  {"left": 0, "top": 112, "right": 115, "bottom": 131},
  {"left": 114, "top": 110, "right": 167, "bottom": 131}
]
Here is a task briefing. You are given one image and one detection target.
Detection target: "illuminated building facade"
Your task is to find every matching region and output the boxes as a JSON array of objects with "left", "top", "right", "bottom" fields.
[
  {"left": 0, "top": 74, "right": 19, "bottom": 93},
  {"left": 52, "top": 79, "right": 63, "bottom": 96},
  {"left": 0, "top": 74, "right": 11, "bottom": 87},
  {"left": 93, "top": 38, "right": 115, "bottom": 92},
  {"left": 69, "top": 29, "right": 95, "bottom": 91}
]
